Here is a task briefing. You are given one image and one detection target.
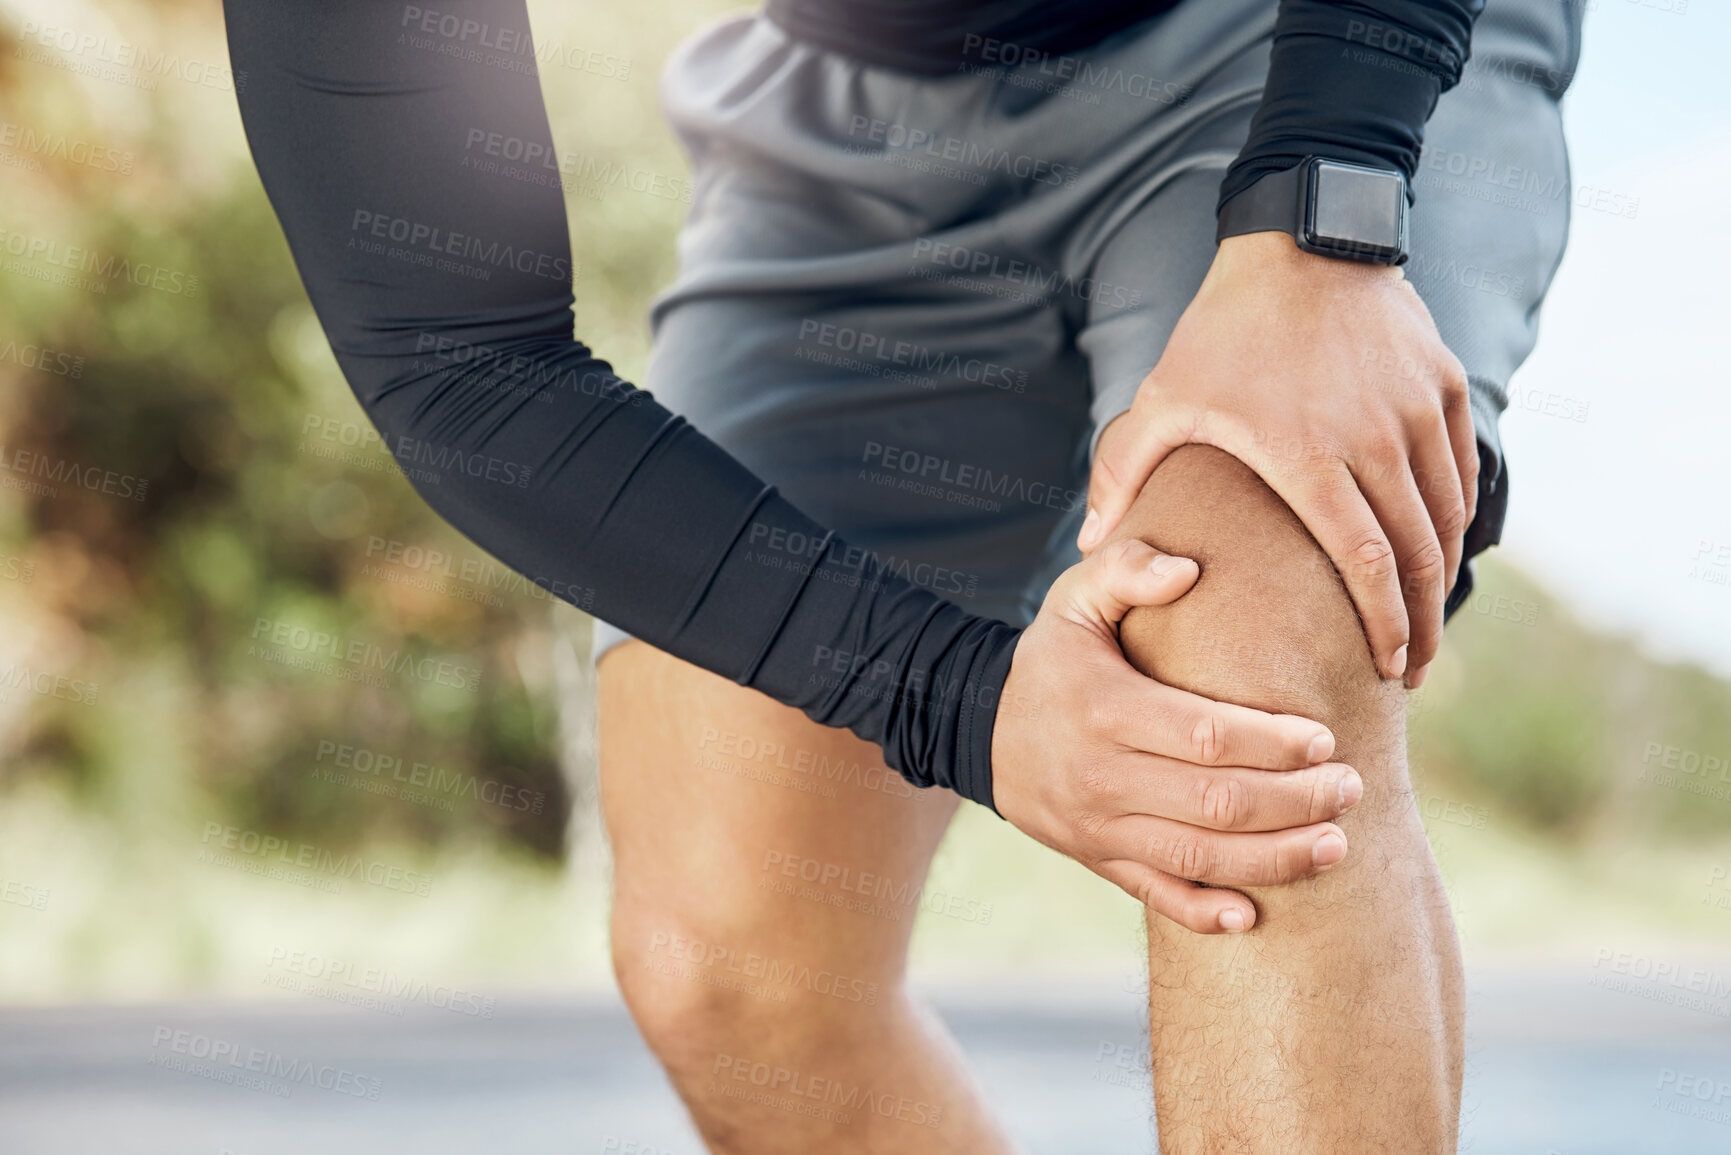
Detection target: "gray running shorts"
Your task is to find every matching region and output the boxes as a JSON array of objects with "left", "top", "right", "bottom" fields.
[{"left": 594, "top": 0, "right": 1581, "bottom": 665}]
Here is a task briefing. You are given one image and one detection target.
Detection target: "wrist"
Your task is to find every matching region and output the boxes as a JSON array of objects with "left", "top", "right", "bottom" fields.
[{"left": 1214, "top": 231, "right": 1400, "bottom": 285}]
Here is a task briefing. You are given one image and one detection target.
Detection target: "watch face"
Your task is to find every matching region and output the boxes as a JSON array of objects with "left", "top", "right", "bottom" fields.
[{"left": 1306, "top": 161, "right": 1406, "bottom": 261}]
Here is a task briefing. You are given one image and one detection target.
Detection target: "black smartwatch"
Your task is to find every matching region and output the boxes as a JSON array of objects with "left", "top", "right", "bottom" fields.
[{"left": 1216, "top": 157, "right": 1410, "bottom": 266}]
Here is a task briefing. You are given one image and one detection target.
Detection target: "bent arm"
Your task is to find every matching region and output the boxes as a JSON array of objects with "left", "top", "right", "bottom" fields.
[{"left": 223, "top": 0, "right": 1017, "bottom": 807}]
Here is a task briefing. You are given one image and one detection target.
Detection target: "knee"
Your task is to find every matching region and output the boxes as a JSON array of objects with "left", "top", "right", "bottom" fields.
[
  {"left": 611, "top": 913, "right": 783, "bottom": 1074},
  {"left": 1111, "top": 445, "right": 1400, "bottom": 744},
  {"left": 611, "top": 904, "right": 888, "bottom": 1082}
]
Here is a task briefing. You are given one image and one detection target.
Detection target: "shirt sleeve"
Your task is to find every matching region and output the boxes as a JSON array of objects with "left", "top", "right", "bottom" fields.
[
  {"left": 222, "top": 0, "right": 1020, "bottom": 811},
  {"left": 1218, "top": 0, "right": 1486, "bottom": 210}
]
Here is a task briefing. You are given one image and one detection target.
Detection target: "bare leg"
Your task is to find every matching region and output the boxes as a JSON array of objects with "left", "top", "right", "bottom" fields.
[
  {"left": 598, "top": 640, "right": 1019, "bottom": 1154},
  {"left": 1111, "top": 445, "right": 1464, "bottom": 1154}
]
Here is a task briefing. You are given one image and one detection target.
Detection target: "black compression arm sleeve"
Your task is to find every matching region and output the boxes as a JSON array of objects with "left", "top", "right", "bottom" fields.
[
  {"left": 1219, "top": 0, "right": 1486, "bottom": 210},
  {"left": 222, "top": 0, "right": 1019, "bottom": 810}
]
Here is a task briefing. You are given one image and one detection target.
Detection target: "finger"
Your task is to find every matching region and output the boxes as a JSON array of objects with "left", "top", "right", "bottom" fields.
[
  {"left": 1440, "top": 357, "right": 1480, "bottom": 535},
  {"left": 1106, "top": 672, "right": 1336, "bottom": 771},
  {"left": 1078, "top": 404, "right": 1183, "bottom": 553},
  {"left": 1098, "top": 754, "right": 1363, "bottom": 832},
  {"left": 1092, "top": 859, "right": 1257, "bottom": 934},
  {"left": 1058, "top": 537, "right": 1200, "bottom": 628},
  {"left": 1353, "top": 455, "right": 1446, "bottom": 676},
  {"left": 1284, "top": 463, "right": 1410, "bottom": 679},
  {"left": 1409, "top": 406, "right": 1467, "bottom": 601},
  {"left": 1105, "top": 813, "right": 1349, "bottom": 888}
]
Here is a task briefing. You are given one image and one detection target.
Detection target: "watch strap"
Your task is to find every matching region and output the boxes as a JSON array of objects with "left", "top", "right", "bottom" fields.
[{"left": 1215, "top": 163, "right": 1304, "bottom": 247}]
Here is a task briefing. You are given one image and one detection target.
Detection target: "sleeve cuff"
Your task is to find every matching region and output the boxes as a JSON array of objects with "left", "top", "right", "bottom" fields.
[{"left": 1219, "top": 32, "right": 1443, "bottom": 211}]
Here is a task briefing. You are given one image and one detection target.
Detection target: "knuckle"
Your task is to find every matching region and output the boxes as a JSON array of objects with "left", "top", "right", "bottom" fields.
[
  {"left": 1432, "top": 497, "right": 1468, "bottom": 540},
  {"left": 1188, "top": 711, "right": 1227, "bottom": 766},
  {"left": 1073, "top": 760, "right": 1114, "bottom": 804},
  {"left": 1346, "top": 533, "right": 1399, "bottom": 583},
  {"left": 1254, "top": 844, "right": 1298, "bottom": 886},
  {"left": 1170, "top": 836, "right": 1210, "bottom": 882},
  {"left": 1407, "top": 542, "right": 1447, "bottom": 585},
  {"left": 1308, "top": 772, "right": 1336, "bottom": 824},
  {"left": 1072, "top": 806, "right": 1111, "bottom": 841},
  {"left": 1444, "top": 356, "right": 1470, "bottom": 392},
  {"left": 1198, "top": 775, "right": 1248, "bottom": 830}
]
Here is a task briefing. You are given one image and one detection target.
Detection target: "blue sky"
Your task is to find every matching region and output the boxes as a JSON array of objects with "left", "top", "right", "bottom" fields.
[{"left": 1496, "top": 0, "right": 1731, "bottom": 676}]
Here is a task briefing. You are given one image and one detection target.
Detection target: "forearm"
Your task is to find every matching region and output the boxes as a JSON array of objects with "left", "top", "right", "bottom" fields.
[{"left": 222, "top": 0, "right": 1017, "bottom": 805}]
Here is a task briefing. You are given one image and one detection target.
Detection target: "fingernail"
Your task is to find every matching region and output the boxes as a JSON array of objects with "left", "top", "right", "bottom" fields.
[
  {"left": 1389, "top": 644, "right": 1409, "bottom": 679},
  {"left": 1306, "top": 732, "right": 1334, "bottom": 764},
  {"left": 1078, "top": 507, "right": 1100, "bottom": 549},
  {"left": 1407, "top": 662, "right": 1429, "bottom": 690},
  {"left": 1218, "top": 908, "right": 1247, "bottom": 933},
  {"left": 1337, "top": 770, "right": 1363, "bottom": 811},
  {"left": 1150, "top": 553, "right": 1186, "bottom": 577},
  {"left": 1312, "top": 831, "right": 1347, "bottom": 869}
]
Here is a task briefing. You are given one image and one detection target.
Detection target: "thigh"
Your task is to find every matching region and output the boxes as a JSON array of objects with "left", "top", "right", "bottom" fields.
[{"left": 598, "top": 639, "right": 960, "bottom": 989}]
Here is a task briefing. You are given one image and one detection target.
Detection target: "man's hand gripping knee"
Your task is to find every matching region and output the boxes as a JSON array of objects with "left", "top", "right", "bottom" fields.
[{"left": 991, "top": 538, "right": 1361, "bottom": 935}]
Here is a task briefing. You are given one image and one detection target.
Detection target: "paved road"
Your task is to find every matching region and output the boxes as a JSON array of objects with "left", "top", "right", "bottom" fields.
[{"left": 0, "top": 969, "right": 1727, "bottom": 1153}]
